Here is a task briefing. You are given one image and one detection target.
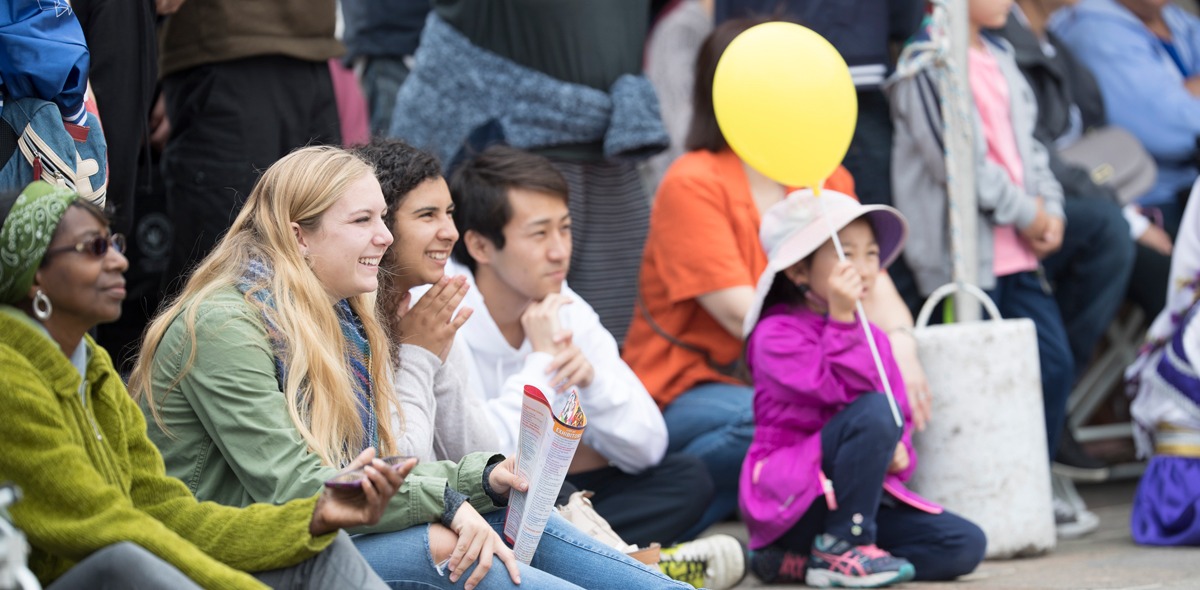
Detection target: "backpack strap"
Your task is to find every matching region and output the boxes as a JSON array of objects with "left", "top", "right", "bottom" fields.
[{"left": 636, "top": 292, "right": 752, "bottom": 384}]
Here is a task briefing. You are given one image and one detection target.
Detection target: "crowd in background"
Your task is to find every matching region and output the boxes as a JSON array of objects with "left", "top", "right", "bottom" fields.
[{"left": 3, "top": 0, "right": 1200, "bottom": 589}]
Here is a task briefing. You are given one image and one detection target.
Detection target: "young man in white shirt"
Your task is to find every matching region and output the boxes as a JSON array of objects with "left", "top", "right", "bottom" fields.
[{"left": 445, "top": 145, "right": 717, "bottom": 549}]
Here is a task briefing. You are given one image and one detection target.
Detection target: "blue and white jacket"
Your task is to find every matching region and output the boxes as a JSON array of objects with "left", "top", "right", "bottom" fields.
[{"left": 0, "top": 1, "right": 89, "bottom": 125}]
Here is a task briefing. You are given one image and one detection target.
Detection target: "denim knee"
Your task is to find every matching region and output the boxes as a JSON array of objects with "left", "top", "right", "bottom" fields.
[{"left": 844, "top": 394, "right": 903, "bottom": 441}]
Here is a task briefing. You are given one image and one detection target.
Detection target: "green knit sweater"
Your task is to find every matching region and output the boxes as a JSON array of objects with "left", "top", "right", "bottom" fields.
[{"left": 0, "top": 307, "right": 334, "bottom": 589}]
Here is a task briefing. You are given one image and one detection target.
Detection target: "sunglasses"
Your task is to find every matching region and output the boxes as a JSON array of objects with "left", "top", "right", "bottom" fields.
[{"left": 44, "top": 233, "right": 127, "bottom": 259}]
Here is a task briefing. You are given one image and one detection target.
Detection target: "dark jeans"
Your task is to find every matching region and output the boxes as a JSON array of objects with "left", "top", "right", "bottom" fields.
[
  {"left": 771, "top": 394, "right": 986, "bottom": 581},
  {"left": 562, "top": 453, "right": 714, "bottom": 547},
  {"left": 661, "top": 382, "right": 756, "bottom": 540},
  {"left": 987, "top": 271, "right": 1075, "bottom": 458},
  {"left": 1130, "top": 243, "right": 1170, "bottom": 320},
  {"left": 47, "top": 534, "right": 387, "bottom": 589},
  {"left": 1041, "top": 196, "right": 1135, "bottom": 379},
  {"left": 160, "top": 55, "right": 340, "bottom": 294}
]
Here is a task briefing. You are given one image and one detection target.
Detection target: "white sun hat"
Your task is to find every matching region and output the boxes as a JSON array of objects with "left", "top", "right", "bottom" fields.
[{"left": 742, "top": 188, "right": 909, "bottom": 338}]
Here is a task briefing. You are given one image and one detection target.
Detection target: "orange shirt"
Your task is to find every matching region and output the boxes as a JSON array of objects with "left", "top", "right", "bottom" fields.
[{"left": 623, "top": 149, "right": 855, "bottom": 407}]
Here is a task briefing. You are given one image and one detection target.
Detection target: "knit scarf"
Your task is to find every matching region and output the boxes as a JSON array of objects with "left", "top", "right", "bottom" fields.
[{"left": 236, "top": 258, "right": 378, "bottom": 461}]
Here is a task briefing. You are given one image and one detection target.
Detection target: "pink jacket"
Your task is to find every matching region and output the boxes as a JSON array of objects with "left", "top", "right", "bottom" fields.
[{"left": 739, "top": 304, "right": 941, "bottom": 549}]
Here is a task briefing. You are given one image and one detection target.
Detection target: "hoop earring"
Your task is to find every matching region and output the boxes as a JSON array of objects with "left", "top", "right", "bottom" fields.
[{"left": 32, "top": 289, "right": 52, "bottom": 321}]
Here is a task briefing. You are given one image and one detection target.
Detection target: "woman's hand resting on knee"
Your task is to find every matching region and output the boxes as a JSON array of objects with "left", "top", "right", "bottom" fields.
[{"left": 446, "top": 503, "right": 522, "bottom": 589}]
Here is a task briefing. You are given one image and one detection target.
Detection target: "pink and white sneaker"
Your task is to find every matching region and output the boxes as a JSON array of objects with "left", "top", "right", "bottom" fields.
[{"left": 805, "top": 534, "right": 915, "bottom": 588}]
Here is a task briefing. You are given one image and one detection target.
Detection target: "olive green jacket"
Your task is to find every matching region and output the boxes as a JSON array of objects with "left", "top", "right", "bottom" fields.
[{"left": 143, "top": 288, "right": 500, "bottom": 533}]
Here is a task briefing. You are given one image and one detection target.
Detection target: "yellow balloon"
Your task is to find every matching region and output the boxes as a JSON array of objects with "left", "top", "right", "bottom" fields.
[{"left": 713, "top": 22, "right": 857, "bottom": 188}]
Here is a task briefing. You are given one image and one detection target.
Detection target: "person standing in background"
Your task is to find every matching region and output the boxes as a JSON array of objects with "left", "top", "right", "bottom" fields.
[
  {"left": 340, "top": 0, "right": 430, "bottom": 137},
  {"left": 157, "top": 0, "right": 343, "bottom": 296},
  {"left": 388, "top": 0, "right": 667, "bottom": 344}
]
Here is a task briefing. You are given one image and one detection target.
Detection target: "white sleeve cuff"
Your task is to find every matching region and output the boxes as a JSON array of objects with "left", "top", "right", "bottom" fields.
[{"left": 1123, "top": 204, "right": 1150, "bottom": 239}]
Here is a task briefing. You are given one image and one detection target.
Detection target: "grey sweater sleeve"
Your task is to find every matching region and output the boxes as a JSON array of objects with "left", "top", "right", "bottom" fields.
[
  {"left": 432, "top": 338, "right": 502, "bottom": 462},
  {"left": 392, "top": 344, "right": 441, "bottom": 463}
]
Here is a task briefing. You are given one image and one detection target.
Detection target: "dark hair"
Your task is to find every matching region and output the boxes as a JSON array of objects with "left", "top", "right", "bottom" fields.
[
  {"left": 759, "top": 260, "right": 812, "bottom": 318},
  {"left": 351, "top": 138, "right": 442, "bottom": 217},
  {"left": 351, "top": 138, "right": 444, "bottom": 352},
  {"left": 684, "top": 17, "right": 774, "bottom": 153},
  {"left": 448, "top": 145, "right": 569, "bottom": 272}
]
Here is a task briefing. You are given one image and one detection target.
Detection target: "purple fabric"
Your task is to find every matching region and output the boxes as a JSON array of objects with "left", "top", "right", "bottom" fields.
[
  {"left": 1132, "top": 455, "right": 1200, "bottom": 546},
  {"left": 739, "top": 303, "right": 938, "bottom": 549}
]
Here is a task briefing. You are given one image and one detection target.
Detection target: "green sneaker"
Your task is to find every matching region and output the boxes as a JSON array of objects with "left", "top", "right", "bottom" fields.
[{"left": 658, "top": 534, "right": 747, "bottom": 590}]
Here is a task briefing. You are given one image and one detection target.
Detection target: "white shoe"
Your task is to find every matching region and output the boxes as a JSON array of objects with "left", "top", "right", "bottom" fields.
[
  {"left": 658, "top": 534, "right": 747, "bottom": 590},
  {"left": 1054, "top": 497, "right": 1100, "bottom": 539},
  {"left": 1052, "top": 473, "right": 1100, "bottom": 539}
]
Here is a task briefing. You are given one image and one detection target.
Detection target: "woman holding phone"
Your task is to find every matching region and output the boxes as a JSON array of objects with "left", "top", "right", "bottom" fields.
[
  {"left": 132, "top": 146, "right": 682, "bottom": 590},
  {"left": 0, "top": 181, "right": 403, "bottom": 590}
]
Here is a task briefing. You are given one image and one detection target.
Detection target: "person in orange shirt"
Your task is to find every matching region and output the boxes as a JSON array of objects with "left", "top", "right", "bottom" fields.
[{"left": 623, "top": 18, "right": 932, "bottom": 540}]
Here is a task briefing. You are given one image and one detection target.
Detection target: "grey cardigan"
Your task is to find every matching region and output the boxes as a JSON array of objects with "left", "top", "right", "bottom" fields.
[
  {"left": 391, "top": 338, "right": 500, "bottom": 463},
  {"left": 886, "top": 32, "right": 1064, "bottom": 295}
]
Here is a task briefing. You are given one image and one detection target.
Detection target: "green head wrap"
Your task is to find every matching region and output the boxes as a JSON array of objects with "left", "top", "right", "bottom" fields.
[{"left": 0, "top": 181, "right": 80, "bottom": 305}]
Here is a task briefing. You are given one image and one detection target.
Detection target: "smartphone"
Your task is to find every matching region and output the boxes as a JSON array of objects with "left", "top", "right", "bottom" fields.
[{"left": 323, "top": 455, "right": 416, "bottom": 490}]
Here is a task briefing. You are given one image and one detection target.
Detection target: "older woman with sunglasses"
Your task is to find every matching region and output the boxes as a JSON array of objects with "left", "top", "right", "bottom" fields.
[{"left": 0, "top": 181, "right": 405, "bottom": 590}]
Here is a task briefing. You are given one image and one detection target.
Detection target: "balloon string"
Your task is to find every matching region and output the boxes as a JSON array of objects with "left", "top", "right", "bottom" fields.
[{"left": 818, "top": 196, "right": 904, "bottom": 428}]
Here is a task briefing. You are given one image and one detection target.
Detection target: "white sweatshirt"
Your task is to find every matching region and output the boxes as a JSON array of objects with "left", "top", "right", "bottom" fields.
[{"left": 415, "top": 262, "right": 669, "bottom": 474}]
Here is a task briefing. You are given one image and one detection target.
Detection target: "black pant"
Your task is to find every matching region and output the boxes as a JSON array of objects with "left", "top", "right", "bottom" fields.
[
  {"left": 73, "top": 0, "right": 157, "bottom": 236},
  {"left": 772, "top": 394, "right": 986, "bottom": 581},
  {"left": 561, "top": 453, "right": 713, "bottom": 548},
  {"left": 160, "top": 55, "right": 340, "bottom": 293},
  {"left": 94, "top": 146, "right": 171, "bottom": 373}
]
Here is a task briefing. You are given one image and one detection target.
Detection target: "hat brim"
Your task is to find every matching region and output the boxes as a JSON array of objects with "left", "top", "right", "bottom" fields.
[{"left": 742, "top": 204, "right": 909, "bottom": 338}]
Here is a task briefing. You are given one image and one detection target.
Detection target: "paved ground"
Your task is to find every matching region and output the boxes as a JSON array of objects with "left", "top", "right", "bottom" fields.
[{"left": 707, "top": 479, "right": 1199, "bottom": 589}]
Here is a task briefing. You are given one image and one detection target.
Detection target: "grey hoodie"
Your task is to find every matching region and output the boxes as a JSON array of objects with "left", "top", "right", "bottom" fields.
[{"left": 886, "top": 30, "right": 1064, "bottom": 295}]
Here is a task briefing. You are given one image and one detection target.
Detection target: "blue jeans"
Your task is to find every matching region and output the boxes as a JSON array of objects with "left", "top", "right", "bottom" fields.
[
  {"left": 662, "top": 381, "right": 755, "bottom": 538},
  {"left": 987, "top": 271, "right": 1074, "bottom": 458},
  {"left": 353, "top": 511, "right": 688, "bottom": 590}
]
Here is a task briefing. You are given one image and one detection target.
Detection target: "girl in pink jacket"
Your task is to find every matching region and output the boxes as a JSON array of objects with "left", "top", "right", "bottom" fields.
[{"left": 739, "top": 190, "right": 985, "bottom": 587}]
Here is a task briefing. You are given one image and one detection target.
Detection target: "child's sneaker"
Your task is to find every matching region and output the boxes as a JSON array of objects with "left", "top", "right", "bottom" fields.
[
  {"left": 805, "top": 534, "right": 915, "bottom": 588},
  {"left": 658, "top": 534, "right": 747, "bottom": 590},
  {"left": 749, "top": 546, "right": 808, "bottom": 584}
]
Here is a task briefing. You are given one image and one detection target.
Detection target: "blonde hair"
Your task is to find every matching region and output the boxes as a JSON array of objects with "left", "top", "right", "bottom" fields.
[{"left": 130, "top": 146, "right": 398, "bottom": 466}]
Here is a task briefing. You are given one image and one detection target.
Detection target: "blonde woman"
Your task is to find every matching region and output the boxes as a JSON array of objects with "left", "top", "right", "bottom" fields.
[{"left": 133, "top": 146, "right": 526, "bottom": 590}]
